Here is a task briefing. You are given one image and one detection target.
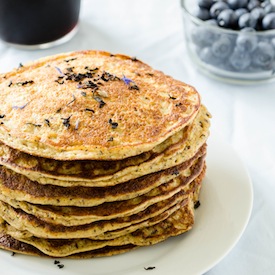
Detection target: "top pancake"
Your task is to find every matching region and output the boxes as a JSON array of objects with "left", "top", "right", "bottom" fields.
[{"left": 0, "top": 50, "right": 200, "bottom": 160}]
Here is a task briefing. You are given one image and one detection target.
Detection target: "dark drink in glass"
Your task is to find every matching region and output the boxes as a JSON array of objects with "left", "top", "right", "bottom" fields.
[{"left": 0, "top": 0, "right": 81, "bottom": 49}]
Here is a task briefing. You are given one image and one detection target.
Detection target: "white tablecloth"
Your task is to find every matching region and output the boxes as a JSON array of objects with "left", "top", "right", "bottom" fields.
[{"left": 0, "top": 1, "right": 274, "bottom": 274}]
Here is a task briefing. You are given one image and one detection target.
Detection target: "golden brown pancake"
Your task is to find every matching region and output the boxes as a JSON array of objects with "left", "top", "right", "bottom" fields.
[
  {"left": 0, "top": 188, "right": 189, "bottom": 239},
  {"left": 0, "top": 148, "right": 206, "bottom": 207},
  {"left": 0, "top": 104, "right": 210, "bottom": 187},
  {"left": 0, "top": 232, "right": 136, "bottom": 258},
  {"left": 0, "top": 159, "right": 205, "bottom": 226},
  {"left": 0, "top": 198, "right": 194, "bottom": 257},
  {"left": 0, "top": 50, "right": 200, "bottom": 161}
]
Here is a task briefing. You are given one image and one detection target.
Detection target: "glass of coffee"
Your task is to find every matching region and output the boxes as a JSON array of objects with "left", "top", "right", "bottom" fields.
[{"left": 0, "top": 0, "right": 81, "bottom": 49}]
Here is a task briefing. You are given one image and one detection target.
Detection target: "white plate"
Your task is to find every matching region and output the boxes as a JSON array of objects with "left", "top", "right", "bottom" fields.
[{"left": 1, "top": 136, "right": 253, "bottom": 275}]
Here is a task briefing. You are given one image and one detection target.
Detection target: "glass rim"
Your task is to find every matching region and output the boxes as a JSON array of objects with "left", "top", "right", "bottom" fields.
[{"left": 180, "top": 0, "right": 275, "bottom": 36}]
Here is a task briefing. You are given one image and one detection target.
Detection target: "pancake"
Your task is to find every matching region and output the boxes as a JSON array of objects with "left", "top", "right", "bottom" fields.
[
  {"left": 0, "top": 50, "right": 200, "bottom": 161},
  {"left": 0, "top": 166, "right": 204, "bottom": 240},
  {"left": 0, "top": 199, "right": 194, "bottom": 257},
  {"left": 92, "top": 169, "right": 203, "bottom": 241},
  {"left": 0, "top": 161, "right": 205, "bottom": 227},
  {"left": 0, "top": 233, "right": 136, "bottom": 258},
  {"left": 0, "top": 148, "right": 206, "bottom": 207},
  {"left": 0, "top": 104, "right": 210, "bottom": 187},
  {"left": 3, "top": 200, "right": 179, "bottom": 242},
  {"left": 0, "top": 124, "right": 186, "bottom": 182},
  {"left": 0, "top": 188, "right": 190, "bottom": 239}
]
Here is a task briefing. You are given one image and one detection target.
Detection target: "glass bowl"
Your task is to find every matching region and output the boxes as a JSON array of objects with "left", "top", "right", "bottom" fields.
[{"left": 181, "top": 0, "right": 275, "bottom": 83}]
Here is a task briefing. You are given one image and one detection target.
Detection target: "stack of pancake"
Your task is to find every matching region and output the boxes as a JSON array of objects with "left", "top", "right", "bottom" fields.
[{"left": 0, "top": 50, "right": 210, "bottom": 258}]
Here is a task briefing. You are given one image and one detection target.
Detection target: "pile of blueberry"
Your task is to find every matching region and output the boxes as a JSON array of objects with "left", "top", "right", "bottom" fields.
[{"left": 189, "top": 0, "right": 275, "bottom": 74}]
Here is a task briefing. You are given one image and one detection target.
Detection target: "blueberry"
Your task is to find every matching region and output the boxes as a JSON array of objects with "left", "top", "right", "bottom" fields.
[
  {"left": 236, "top": 29, "right": 258, "bottom": 52},
  {"left": 205, "top": 18, "right": 218, "bottom": 26},
  {"left": 192, "top": 25, "right": 219, "bottom": 48},
  {"left": 249, "top": 7, "right": 267, "bottom": 29},
  {"left": 227, "top": 0, "right": 249, "bottom": 9},
  {"left": 198, "top": 0, "right": 213, "bottom": 9},
  {"left": 211, "top": 35, "right": 234, "bottom": 58},
  {"left": 210, "top": 2, "right": 229, "bottom": 19},
  {"left": 252, "top": 41, "right": 275, "bottom": 68},
  {"left": 251, "top": 7, "right": 266, "bottom": 21},
  {"left": 199, "top": 47, "right": 220, "bottom": 65},
  {"left": 229, "top": 49, "right": 252, "bottom": 70},
  {"left": 247, "top": 0, "right": 261, "bottom": 11},
  {"left": 262, "top": 13, "right": 275, "bottom": 30},
  {"left": 263, "top": 3, "right": 275, "bottom": 14},
  {"left": 217, "top": 9, "right": 238, "bottom": 28},
  {"left": 260, "top": 0, "right": 271, "bottom": 9},
  {"left": 235, "top": 8, "right": 249, "bottom": 21},
  {"left": 193, "top": 7, "right": 211, "bottom": 20},
  {"left": 238, "top": 12, "right": 258, "bottom": 28}
]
